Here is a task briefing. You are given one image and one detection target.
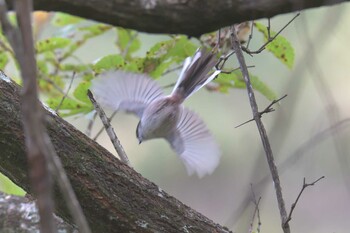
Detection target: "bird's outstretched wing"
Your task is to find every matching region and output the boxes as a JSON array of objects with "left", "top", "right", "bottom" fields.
[
  {"left": 165, "top": 107, "right": 220, "bottom": 178},
  {"left": 91, "top": 71, "right": 164, "bottom": 117}
]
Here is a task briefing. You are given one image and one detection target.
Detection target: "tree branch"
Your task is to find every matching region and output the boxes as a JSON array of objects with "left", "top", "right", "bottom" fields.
[
  {"left": 230, "top": 26, "right": 290, "bottom": 233},
  {"left": 0, "top": 0, "right": 56, "bottom": 232},
  {"left": 87, "top": 90, "right": 131, "bottom": 166},
  {"left": 0, "top": 192, "right": 76, "bottom": 232},
  {"left": 284, "top": 176, "right": 325, "bottom": 227},
  {"left": 4, "top": 0, "right": 348, "bottom": 36},
  {"left": 0, "top": 74, "right": 231, "bottom": 233}
]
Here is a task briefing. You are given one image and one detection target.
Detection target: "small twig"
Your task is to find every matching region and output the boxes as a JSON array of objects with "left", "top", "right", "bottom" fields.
[
  {"left": 121, "top": 31, "right": 138, "bottom": 58},
  {"left": 231, "top": 25, "right": 290, "bottom": 233},
  {"left": 242, "top": 13, "right": 300, "bottom": 55},
  {"left": 55, "top": 72, "right": 76, "bottom": 112},
  {"left": 284, "top": 176, "right": 325, "bottom": 227},
  {"left": 245, "top": 21, "right": 254, "bottom": 49},
  {"left": 86, "top": 111, "right": 97, "bottom": 137},
  {"left": 162, "top": 64, "right": 183, "bottom": 76},
  {"left": 216, "top": 28, "right": 221, "bottom": 50},
  {"left": 216, "top": 50, "right": 235, "bottom": 70},
  {"left": 249, "top": 184, "right": 261, "bottom": 233},
  {"left": 235, "top": 94, "right": 287, "bottom": 128},
  {"left": 40, "top": 76, "right": 66, "bottom": 95},
  {"left": 267, "top": 18, "right": 271, "bottom": 39},
  {"left": 219, "top": 65, "right": 255, "bottom": 75},
  {"left": 93, "top": 110, "right": 118, "bottom": 140},
  {"left": 88, "top": 90, "right": 131, "bottom": 166},
  {"left": 0, "top": 38, "right": 14, "bottom": 55}
]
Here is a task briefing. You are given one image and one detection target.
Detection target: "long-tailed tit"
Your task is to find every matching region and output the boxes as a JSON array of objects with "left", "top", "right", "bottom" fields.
[{"left": 91, "top": 48, "right": 221, "bottom": 177}]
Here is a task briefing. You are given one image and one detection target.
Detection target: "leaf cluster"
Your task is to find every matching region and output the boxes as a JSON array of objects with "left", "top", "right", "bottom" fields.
[{"left": 0, "top": 13, "right": 295, "bottom": 117}]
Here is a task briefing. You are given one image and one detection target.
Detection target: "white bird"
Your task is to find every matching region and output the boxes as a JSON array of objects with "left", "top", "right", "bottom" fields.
[{"left": 91, "top": 48, "right": 221, "bottom": 177}]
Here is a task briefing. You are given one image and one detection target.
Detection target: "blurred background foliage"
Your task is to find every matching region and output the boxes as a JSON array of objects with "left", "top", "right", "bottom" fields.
[{"left": 1, "top": 3, "right": 350, "bottom": 233}]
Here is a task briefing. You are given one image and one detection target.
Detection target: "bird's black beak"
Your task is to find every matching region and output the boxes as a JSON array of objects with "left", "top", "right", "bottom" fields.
[{"left": 138, "top": 139, "right": 142, "bottom": 144}]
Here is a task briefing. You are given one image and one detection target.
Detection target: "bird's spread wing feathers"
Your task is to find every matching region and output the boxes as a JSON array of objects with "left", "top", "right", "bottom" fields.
[
  {"left": 91, "top": 71, "right": 164, "bottom": 117},
  {"left": 165, "top": 107, "right": 220, "bottom": 178}
]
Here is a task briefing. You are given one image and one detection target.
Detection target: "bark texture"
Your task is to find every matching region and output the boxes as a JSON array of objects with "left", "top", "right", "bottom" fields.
[
  {"left": 5, "top": 0, "right": 348, "bottom": 36},
  {"left": 0, "top": 192, "right": 77, "bottom": 232},
  {"left": 0, "top": 72, "right": 230, "bottom": 233}
]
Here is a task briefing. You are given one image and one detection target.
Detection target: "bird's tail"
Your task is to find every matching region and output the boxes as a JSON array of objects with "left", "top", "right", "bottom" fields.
[{"left": 171, "top": 48, "right": 220, "bottom": 102}]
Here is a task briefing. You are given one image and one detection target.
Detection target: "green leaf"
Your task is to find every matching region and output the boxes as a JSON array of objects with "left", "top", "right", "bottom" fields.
[
  {"left": 124, "top": 57, "right": 144, "bottom": 73},
  {"left": 73, "top": 81, "right": 91, "bottom": 103},
  {"left": 250, "top": 74, "right": 277, "bottom": 100},
  {"left": 148, "top": 60, "right": 173, "bottom": 78},
  {"left": 38, "top": 75, "right": 65, "bottom": 95},
  {"left": 46, "top": 97, "right": 92, "bottom": 117},
  {"left": 79, "top": 24, "right": 112, "bottom": 38},
  {"left": 142, "top": 36, "right": 196, "bottom": 77},
  {"left": 254, "top": 22, "right": 295, "bottom": 69},
  {"left": 117, "top": 28, "right": 140, "bottom": 56},
  {"left": 0, "top": 173, "right": 25, "bottom": 196},
  {"left": 215, "top": 73, "right": 245, "bottom": 93},
  {"left": 60, "top": 63, "right": 91, "bottom": 72},
  {"left": 93, "top": 54, "right": 125, "bottom": 72},
  {"left": 0, "top": 52, "right": 9, "bottom": 69},
  {"left": 215, "top": 72, "right": 277, "bottom": 100},
  {"left": 37, "top": 59, "right": 49, "bottom": 74},
  {"left": 59, "top": 24, "right": 112, "bottom": 61},
  {"left": 52, "top": 13, "right": 82, "bottom": 27},
  {"left": 147, "top": 36, "right": 197, "bottom": 62},
  {"left": 8, "top": 12, "right": 17, "bottom": 27},
  {"left": 36, "top": 37, "right": 71, "bottom": 54}
]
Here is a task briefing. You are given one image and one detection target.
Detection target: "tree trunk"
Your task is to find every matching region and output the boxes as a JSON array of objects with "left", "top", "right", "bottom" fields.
[{"left": 0, "top": 71, "right": 230, "bottom": 232}]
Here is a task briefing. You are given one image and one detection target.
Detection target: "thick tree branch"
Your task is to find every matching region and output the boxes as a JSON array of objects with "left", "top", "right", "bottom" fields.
[
  {"left": 4, "top": 0, "right": 349, "bottom": 36},
  {"left": 0, "top": 192, "right": 76, "bottom": 232},
  {"left": 0, "top": 74, "right": 231, "bottom": 233}
]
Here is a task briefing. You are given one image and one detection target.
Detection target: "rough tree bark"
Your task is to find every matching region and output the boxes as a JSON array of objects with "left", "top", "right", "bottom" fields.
[
  {"left": 4, "top": 0, "right": 348, "bottom": 36},
  {"left": 0, "top": 192, "right": 76, "bottom": 232},
  {"left": 0, "top": 72, "right": 231, "bottom": 232}
]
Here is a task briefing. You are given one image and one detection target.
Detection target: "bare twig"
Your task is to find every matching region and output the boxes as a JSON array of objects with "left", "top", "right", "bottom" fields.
[
  {"left": 121, "top": 31, "right": 138, "bottom": 58},
  {"left": 284, "top": 176, "right": 325, "bottom": 227},
  {"left": 219, "top": 65, "right": 255, "bottom": 75},
  {"left": 249, "top": 184, "right": 261, "bottom": 233},
  {"left": 242, "top": 13, "right": 300, "bottom": 55},
  {"left": 216, "top": 28, "right": 221, "bottom": 50},
  {"left": 245, "top": 21, "right": 254, "bottom": 49},
  {"left": 230, "top": 25, "right": 290, "bottom": 233},
  {"left": 93, "top": 110, "right": 118, "bottom": 140},
  {"left": 86, "top": 111, "right": 97, "bottom": 137},
  {"left": 216, "top": 50, "right": 235, "bottom": 70},
  {"left": 226, "top": 9, "right": 345, "bottom": 228},
  {"left": 56, "top": 72, "right": 76, "bottom": 112},
  {"left": 0, "top": 1, "right": 56, "bottom": 232},
  {"left": 40, "top": 76, "right": 66, "bottom": 95},
  {"left": 88, "top": 90, "right": 131, "bottom": 166},
  {"left": 162, "top": 64, "right": 183, "bottom": 76},
  {"left": 0, "top": 2, "right": 91, "bottom": 233},
  {"left": 235, "top": 94, "right": 287, "bottom": 128},
  {"left": 0, "top": 38, "right": 14, "bottom": 55}
]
